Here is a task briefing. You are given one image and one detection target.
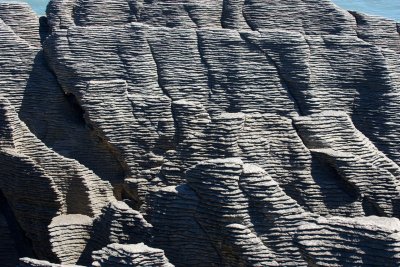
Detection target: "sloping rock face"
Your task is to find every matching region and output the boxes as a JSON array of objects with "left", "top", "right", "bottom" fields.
[
  {"left": 0, "top": 0, "right": 400, "bottom": 266},
  {"left": 91, "top": 243, "right": 173, "bottom": 267}
]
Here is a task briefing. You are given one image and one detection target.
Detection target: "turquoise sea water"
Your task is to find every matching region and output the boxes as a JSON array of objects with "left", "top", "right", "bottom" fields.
[
  {"left": 333, "top": 0, "right": 400, "bottom": 21},
  {"left": 0, "top": 0, "right": 47, "bottom": 15},
  {"left": 0, "top": 0, "right": 399, "bottom": 21}
]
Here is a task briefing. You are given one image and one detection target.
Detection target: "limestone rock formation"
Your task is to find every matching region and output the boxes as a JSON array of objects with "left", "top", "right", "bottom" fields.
[
  {"left": 18, "top": 258, "right": 82, "bottom": 267},
  {"left": 0, "top": 0, "right": 400, "bottom": 266},
  {"left": 295, "top": 216, "right": 400, "bottom": 266},
  {"left": 92, "top": 243, "right": 174, "bottom": 267}
]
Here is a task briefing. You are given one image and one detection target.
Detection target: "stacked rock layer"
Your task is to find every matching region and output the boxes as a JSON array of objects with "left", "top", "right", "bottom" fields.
[{"left": 0, "top": 0, "right": 400, "bottom": 266}]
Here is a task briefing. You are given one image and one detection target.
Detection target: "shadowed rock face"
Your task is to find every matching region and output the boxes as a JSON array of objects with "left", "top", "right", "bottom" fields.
[{"left": 0, "top": 0, "right": 400, "bottom": 266}]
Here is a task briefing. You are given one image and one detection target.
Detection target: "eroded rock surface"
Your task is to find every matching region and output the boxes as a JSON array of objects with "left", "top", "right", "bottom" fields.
[
  {"left": 1, "top": 0, "right": 400, "bottom": 266},
  {"left": 92, "top": 243, "right": 174, "bottom": 267}
]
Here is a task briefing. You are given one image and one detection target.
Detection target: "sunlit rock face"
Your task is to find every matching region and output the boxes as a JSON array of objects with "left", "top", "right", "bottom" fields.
[{"left": 1, "top": 0, "right": 400, "bottom": 266}]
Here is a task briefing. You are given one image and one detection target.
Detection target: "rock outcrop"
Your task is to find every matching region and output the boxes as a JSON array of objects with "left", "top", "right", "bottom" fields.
[
  {"left": 0, "top": 0, "right": 400, "bottom": 266},
  {"left": 295, "top": 216, "right": 400, "bottom": 266},
  {"left": 92, "top": 243, "right": 174, "bottom": 267},
  {"left": 18, "top": 258, "right": 81, "bottom": 267}
]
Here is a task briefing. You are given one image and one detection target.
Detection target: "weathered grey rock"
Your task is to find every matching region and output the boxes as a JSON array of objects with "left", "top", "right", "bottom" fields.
[
  {"left": 0, "top": 3, "right": 125, "bottom": 186},
  {"left": 48, "top": 215, "right": 94, "bottom": 264},
  {"left": 44, "top": 200, "right": 153, "bottom": 265},
  {"left": 88, "top": 201, "right": 153, "bottom": 252},
  {"left": 0, "top": 95, "right": 114, "bottom": 259},
  {"left": 350, "top": 12, "right": 400, "bottom": 52},
  {"left": 145, "top": 185, "right": 220, "bottom": 267},
  {"left": 185, "top": 158, "right": 297, "bottom": 266},
  {"left": 46, "top": 0, "right": 357, "bottom": 34},
  {"left": 148, "top": 157, "right": 400, "bottom": 266},
  {"left": 295, "top": 216, "right": 400, "bottom": 266},
  {"left": 0, "top": 3, "right": 40, "bottom": 46},
  {"left": 0, "top": 0, "right": 400, "bottom": 266},
  {"left": 19, "top": 258, "right": 82, "bottom": 267},
  {"left": 294, "top": 112, "right": 400, "bottom": 217},
  {"left": 92, "top": 243, "right": 174, "bottom": 267},
  {"left": 80, "top": 80, "right": 175, "bottom": 201}
]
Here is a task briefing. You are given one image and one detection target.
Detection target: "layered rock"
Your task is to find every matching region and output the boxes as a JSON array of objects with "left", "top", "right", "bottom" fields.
[
  {"left": 145, "top": 185, "right": 219, "bottom": 267},
  {"left": 92, "top": 243, "right": 174, "bottom": 267},
  {"left": 80, "top": 80, "right": 175, "bottom": 204},
  {"left": 0, "top": 0, "right": 400, "bottom": 266},
  {"left": 0, "top": 96, "right": 114, "bottom": 259},
  {"left": 87, "top": 201, "right": 153, "bottom": 252},
  {"left": 0, "top": 2, "right": 125, "bottom": 186},
  {"left": 48, "top": 215, "right": 94, "bottom": 264},
  {"left": 146, "top": 157, "right": 400, "bottom": 266},
  {"left": 295, "top": 216, "right": 400, "bottom": 266},
  {"left": 294, "top": 112, "right": 400, "bottom": 217},
  {"left": 185, "top": 158, "right": 295, "bottom": 266},
  {"left": 0, "top": 2, "right": 40, "bottom": 46},
  {"left": 19, "top": 258, "right": 81, "bottom": 267},
  {"left": 43, "top": 200, "right": 153, "bottom": 265}
]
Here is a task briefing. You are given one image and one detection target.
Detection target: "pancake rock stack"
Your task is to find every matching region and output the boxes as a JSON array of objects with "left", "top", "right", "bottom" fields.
[{"left": 0, "top": 0, "right": 399, "bottom": 266}]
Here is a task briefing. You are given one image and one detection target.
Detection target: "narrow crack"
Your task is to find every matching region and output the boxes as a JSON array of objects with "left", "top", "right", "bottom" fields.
[
  {"left": 116, "top": 47, "right": 132, "bottom": 85},
  {"left": 184, "top": 185, "right": 224, "bottom": 264},
  {"left": 238, "top": 176, "right": 299, "bottom": 261},
  {"left": 127, "top": 0, "right": 141, "bottom": 22},
  {"left": 193, "top": 216, "right": 224, "bottom": 264},
  {"left": 220, "top": 0, "right": 227, "bottom": 28},
  {"left": 239, "top": 32, "right": 304, "bottom": 116},
  {"left": 146, "top": 39, "right": 181, "bottom": 151},
  {"left": 196, "top": 30, "right": 214, "bottom": 99},
  {"left": 242, "top": 0, "right": 256, "bottom": 31},
  {"left": 41, "top": 38, "right": 128, "bottom": 191},
  {"left": 348, "top": 11, "right": 364, "bottom": 40},
  {"left": 146, "top": 40, "right": 172, "bottom": 100},
  {"left": 183, "top": 4, "right": 198, "bottom": 28}
]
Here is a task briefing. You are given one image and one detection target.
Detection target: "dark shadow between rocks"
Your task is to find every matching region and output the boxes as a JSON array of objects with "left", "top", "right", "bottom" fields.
[
  {"left": 351, "top": 48, "right": 398, "bottom": 164},
  {"left": 19, "top": 50, "right": 126, "bottom": 187},
  {"left": 0, "top": 190, "right": 35, "bottom": 262},
  {"left": 310, "top": 155, "right": 361, "bottom": 216}
]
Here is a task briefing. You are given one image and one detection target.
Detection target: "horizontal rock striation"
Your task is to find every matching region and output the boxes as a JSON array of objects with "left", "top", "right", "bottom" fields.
[
  {"left": 18, "top": 258, "right": 82, "bottom": 267},
  {"left": 0, "top": 3, "right": 40, "bottom": 47},
  {"left": 48, "top": 215, "right": 94, "bottom": 264},
  {"left": 0, "top": 0, "right": 400, "bottom": 266},
  {"left": 295, "top": 216, "right": 400, "bottom": 266},
  {"left": 0, "top": 2, "right": 126, "bottom": 187},
  {"left": 294, "top": 112, "right": 400, "bottom": 217},
  {"left": 144, "top": 184, "right": 220, "bottom": 267},
  {"left": 0, "top": 95, "right": 114, "bottom": 260},
  {"left": 92, "top": 243, "right": 174, "bottom": 267}
]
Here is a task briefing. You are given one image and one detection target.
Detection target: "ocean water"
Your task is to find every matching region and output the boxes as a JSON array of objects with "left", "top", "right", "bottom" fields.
[
  {"left": 0, "top": 0, "right": 47, "bottom": 15},
  {"left": 0, "top": 0, "right": 399, "bottom": 21},
  {"left": 332, "top": 0, "right": 400, "bottom": 21}
]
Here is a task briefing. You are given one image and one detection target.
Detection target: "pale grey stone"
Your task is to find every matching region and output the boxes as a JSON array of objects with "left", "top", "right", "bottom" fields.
[{"left": 0, "top": 1, "right": 399, "bottom": 266}]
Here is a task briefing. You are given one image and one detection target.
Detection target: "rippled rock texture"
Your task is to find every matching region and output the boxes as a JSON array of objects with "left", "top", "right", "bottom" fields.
[{"left": 0, "top": 0, "right": 400, "bottom": 266}]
